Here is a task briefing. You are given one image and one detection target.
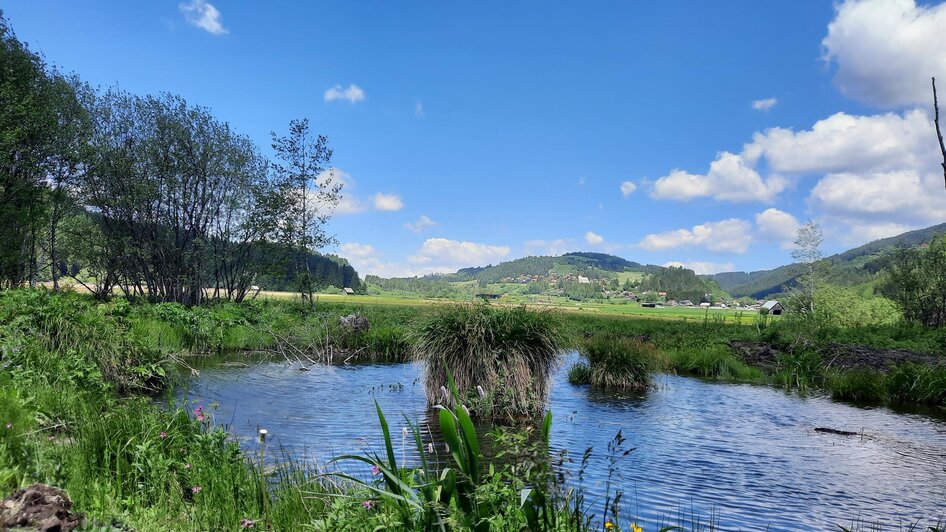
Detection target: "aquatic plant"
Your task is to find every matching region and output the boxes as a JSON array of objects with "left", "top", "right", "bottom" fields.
[
  {"left": 413, "top": 303, "right": 567, "bottom": 420},
  {"left": 568, "top": 361, "right": 592, "bottom": 385},
  {"left": 581, "top": 336, "right": 667, "bottom": 389}
]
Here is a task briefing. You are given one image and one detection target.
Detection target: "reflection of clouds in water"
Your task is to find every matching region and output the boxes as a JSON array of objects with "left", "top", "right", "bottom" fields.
[{"left": 172, "top": 354, "right": 946, "bottom": 530}]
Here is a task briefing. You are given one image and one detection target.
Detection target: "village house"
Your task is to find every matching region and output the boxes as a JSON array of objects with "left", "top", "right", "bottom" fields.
[{"left": 762, "top": 300, "right": 784, "bottom": 315}]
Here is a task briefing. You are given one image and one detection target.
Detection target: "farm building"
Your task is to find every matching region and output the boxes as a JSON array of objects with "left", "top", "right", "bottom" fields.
[
  {"left": 577, "top": 276, "right": 591, "bottom": 284},
  {"left": 343, "top": 287, "right": 355, "bottom": 295},
  {"left": 761, "top": 300, "right": 783, "bottom": 315}
]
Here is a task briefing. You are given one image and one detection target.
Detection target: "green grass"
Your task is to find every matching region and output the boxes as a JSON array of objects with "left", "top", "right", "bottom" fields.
[
  {"left": 413, "top": 303, "right": 568, "bottom": 420},
  {"left": 579, "top": 336, "right": 669, "bottom": 389}
]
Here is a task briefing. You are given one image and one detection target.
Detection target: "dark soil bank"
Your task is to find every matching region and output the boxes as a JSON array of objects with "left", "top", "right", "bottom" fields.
[{"left": 729, "top": 340, "right": 943, "bottom": 371}]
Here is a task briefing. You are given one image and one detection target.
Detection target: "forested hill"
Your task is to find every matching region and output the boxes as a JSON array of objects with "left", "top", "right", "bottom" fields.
[
  {"left": 447, "top": 252, "right": 661, "bottom": 283},
  {"left": 709, "top": 223, "right": 946, "bottom": 298}
]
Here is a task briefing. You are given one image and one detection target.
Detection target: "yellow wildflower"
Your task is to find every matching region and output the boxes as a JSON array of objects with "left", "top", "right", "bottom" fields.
[
  {"left": 632, "top": 523, "right": 643, "bottom": 532},
  {"left": 604, "top": 522, "right": 615, "bottom": 530}
]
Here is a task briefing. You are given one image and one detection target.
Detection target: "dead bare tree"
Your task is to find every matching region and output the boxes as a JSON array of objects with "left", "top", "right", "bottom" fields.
[{"left": 934, "top": 77, "right": 946, "bottom": 190}]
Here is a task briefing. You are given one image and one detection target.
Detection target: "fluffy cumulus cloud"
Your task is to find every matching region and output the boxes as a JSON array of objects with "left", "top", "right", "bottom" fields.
[
  {"left": 404, "top": 215, "right": 436, "bottom": 233},
  {"left": 651, "top": 106, "right": 946, "bottom": 243},
  {"left": 584, "top": 231, "right": 604, "bottom": 245},
  {"left": 620, "top": 181, "right": 637, "bottom": 197},
  {"left": 324, "top": 84, "right": 365, "bottom": 104},
  {"left": 755, "top": 208, "right": 801, "bottom": 249},
  {"left": 373, "top": 193, "right": 404, "bottom": 212},
  {"left": 316, "top": 169, "right": 407, "bottom": 215},
  {"left": 663, "top": 261, "right": 736, "bottom": 275},
  {"left": 822, "top": 0, "right": 946, "bottom": 108},
  {"left": 751, "top": 97, "right": 778, "bottom": 111},
  {"left": 651, "top": 152, "right": 787, "bottom": 203},
  {"left": 339, "top": 243, "right": 415, "bottom": 278},
  {"left": 316, "top": 168, "right": 365, "bottom": 215},
  {"left": 179, "top": 0, "right": 228, "bottom": 35},
  {"left": 637, "top": 219, "right": 753, "bottom": 254},
  {"left": 409, "top": 238, "right": 510, "bottom": 271}
]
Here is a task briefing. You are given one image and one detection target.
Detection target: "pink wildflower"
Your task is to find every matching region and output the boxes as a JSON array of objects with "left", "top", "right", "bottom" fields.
[
  {"left": 362, "top": 500, "right": 375, "bottom": 509},
  {"left": 371, "top": 465, "right": 381, "bottom": 475},
  {"left": 191, "top": 485, "right": 202, "bottom": 494},
  {"left": 193, "top": 406, "right": 206, "bottom": 422},
  {"left": 159, "top": 431, "right": 168, "bottom": 439},
  {"left": 240, "top": 518, "right": 256, "bottom": 529}
]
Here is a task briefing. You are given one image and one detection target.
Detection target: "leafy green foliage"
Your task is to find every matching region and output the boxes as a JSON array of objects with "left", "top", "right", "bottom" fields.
[{"left": 879, "top": 235, "right": 946, "bottom": 327}]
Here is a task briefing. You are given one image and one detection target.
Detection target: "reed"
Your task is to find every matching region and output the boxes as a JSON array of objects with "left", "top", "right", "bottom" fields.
[
  {"left": 581, "top": 336, "right": 668, "bottom": 389},
  {"left": 413, "top": 303, "right": 567, "bottom": 421}
]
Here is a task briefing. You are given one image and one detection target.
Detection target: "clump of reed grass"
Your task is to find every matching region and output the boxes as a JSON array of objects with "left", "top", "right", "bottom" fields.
[
  {"left": 669, "top": 346, "right": 763, "bottom": 382},
  {"left": 827, "top": 368, "right": 887, "bottom": 403},
  {"left": 413, "top": 303, "right": 567, "bottom": 421},
  {"left": 568, "top": 361, "right": 592, "bottom": 385},
  {"left": 582, "top": 336, "right": 667, "bottom": 389}
]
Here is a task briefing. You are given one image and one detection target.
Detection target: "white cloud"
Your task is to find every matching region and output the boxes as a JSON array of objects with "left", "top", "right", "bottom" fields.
[
  {"left": 372, "top": 193, "right": 404, "bottom": 212},
  {"left": 415, "top": 102, "right": 425, "bottom": 117},
  {"left": 577, "top": 176, "right": 586, "bottom": 186},
  {"left": 409, "top": 238, "right": 510, "bottom": 270},
  {"left": 523, "top": 239, "right": 577, "bottom": 256},
  {"left": 651, "top": 152, "right": 787, "bottom": 203},
  {"left": 584, "top": 231, "right": 604, "bottom": 245},
  {"left": 755, "top": 208, "right": 801, "bottom": 249},
  {"left": 748, "top": 109, "right": 934, "bottom": 174},
  {"left": 637, "top": 219, "right": 753, "bottom": 254},
  {"left": 404, "top": 215, "right": 436, "bottom": 233},
  {"left": 179, "top": 0, "right": 228, "bottom": 35},
  {"left": 324, "top": 84, "right": 366, "bottom": 104},
  {"left": 810, "top": 170, "right": 946, "bottom": 226},
  {"left": 340, "top": 242, "right": 375, "bottom": 259},
  {"left": 823, "top": 0, "right": 946, "bottom": 108},
  {"left": 338, "top": 243, "right": 421, "bottom": 278},
  {"left": 651, "top": 104, "right": 945, "bottom": 243},
  {"left": 316, "top": 168, "right": 366, "bottom": 215},
  {"left": 752, "top": 97, "right": 778, "bottom": 111},
  {"left": 620, "top": 181, "right": 637, "bottom": 197},
  {"left": 663, "top": 261, "right": 736, "bottom": 275}
]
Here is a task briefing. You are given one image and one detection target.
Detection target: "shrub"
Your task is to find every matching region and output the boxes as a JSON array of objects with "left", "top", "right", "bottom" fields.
[{"left": 413, "top": 304, "right": 567, "bottom": 421}]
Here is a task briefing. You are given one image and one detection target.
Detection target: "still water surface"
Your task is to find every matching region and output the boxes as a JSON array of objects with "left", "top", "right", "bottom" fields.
[{"left": 175, "top": 354, "right": 946, "bottom": 530}]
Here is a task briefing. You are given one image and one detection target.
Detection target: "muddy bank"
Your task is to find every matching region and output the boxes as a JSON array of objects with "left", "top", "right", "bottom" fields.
[
  {"left": 729, "top": 340, "right": 943, "bottom": 372},
  {"left": 0, "top": 484, "right": 83, "bottom": 531}
]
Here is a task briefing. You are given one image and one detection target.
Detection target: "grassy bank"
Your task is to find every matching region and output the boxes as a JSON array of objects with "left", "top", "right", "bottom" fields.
[
  {"left": 0, "top": 289, "right": 698, "bottom": 531},
  {"left": 1, "top": 289, "right": 944, "bottom": 529}
]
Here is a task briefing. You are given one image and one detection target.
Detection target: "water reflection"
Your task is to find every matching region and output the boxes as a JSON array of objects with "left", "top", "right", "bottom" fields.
[{"left": 173, "top": 353, "right": 946, "bottom": 530}]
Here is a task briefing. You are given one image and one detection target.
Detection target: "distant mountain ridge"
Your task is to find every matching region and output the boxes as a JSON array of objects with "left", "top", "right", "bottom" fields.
[
  {"left": 709, "top": 222, "right": 946, "bottom": 298},
  {"left": 447, "top": 251, "right": 662, "bottom": 284}
]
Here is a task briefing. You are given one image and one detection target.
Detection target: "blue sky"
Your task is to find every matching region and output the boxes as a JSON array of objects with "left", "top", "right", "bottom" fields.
[{"left": 5, "top": 0, "right": 946, "bottom": 277}]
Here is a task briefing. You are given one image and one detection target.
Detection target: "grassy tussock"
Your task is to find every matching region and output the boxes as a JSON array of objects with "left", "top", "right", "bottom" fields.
[
  {"left": 414, "top": 304, "right": 567, "bottom": 420},
  {"left": 579, "top": 337, "right": 668, "bottom": 389}
]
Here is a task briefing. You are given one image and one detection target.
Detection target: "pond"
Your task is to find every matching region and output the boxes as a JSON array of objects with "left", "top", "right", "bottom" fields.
[{"left": 173, "top": 354, "right": 946, "bottom": 530}]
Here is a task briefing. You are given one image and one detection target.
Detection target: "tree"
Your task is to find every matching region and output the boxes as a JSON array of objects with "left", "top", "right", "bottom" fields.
[
  {"left": 0, "top": 13, "right": 84, "bottom": 288},
  {"left": 879, "top": 236, "right": 946, "bottom": 327},
  {"left": 271, "top": 119, "right": 340, "bottom": 306},
  {"left": 789, "top": 220, "right": 823, "bottom": 316},
  {"left": 80, "top": 89, "right": 278, "bottom": 304}
]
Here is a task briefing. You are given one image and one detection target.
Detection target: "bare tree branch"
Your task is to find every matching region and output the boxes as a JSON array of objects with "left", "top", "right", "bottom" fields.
[{"left": 934, "top": 77, "right": 946, "bottom": 190}]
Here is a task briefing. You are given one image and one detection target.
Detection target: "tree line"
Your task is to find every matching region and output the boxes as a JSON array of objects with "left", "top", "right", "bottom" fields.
[{"left": 0, "top": 13, "right": 356, "bottom": 305}]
